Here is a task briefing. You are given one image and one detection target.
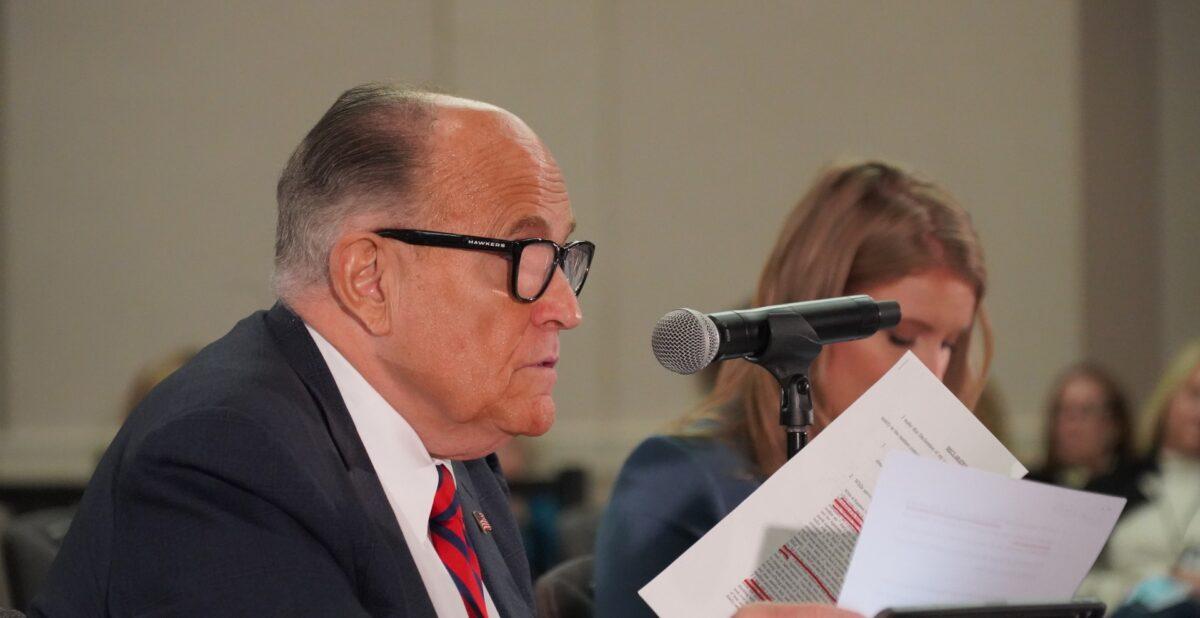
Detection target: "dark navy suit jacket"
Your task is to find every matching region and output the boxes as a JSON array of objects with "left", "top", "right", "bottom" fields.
[
  {"left": 32, "top": 304, "right": 533, "bottom": 617},
  {"left": 593, "top": 434, "right": 763, "bottom": 618}
]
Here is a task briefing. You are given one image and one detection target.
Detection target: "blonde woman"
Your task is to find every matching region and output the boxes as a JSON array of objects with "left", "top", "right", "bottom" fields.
[
  {"left": 594, "top": 161, "right": 992, "bottom": 616},
  {"left": 1080, "top": 340, "right": 1200, "bottom": 608}
]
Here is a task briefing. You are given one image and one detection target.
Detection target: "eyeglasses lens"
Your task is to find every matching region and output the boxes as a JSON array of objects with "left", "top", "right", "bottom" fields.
[
  {"left": 517, "top": 242, "right": 557, "bottom": 299},
  {"left": 563, "top": 244, "right": 592, "bottom": 294}
]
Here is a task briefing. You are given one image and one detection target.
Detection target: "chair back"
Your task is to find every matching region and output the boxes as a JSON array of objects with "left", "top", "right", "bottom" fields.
[
  {"left": 1, "top": 507, "right": 75, "bottom": 611},
  {"left": 534, "top": 554, "right": 594, "bottom": 618}
]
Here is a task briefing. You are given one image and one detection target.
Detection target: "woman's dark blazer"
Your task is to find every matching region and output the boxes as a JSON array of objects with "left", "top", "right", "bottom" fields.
[{"left": 594, "top": 434, "right": 762, "bottom": 618}]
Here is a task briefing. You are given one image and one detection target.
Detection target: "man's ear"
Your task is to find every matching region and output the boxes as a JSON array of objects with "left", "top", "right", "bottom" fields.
[{"left": 329, "top": 233, "right": 392, "bottom": 336}]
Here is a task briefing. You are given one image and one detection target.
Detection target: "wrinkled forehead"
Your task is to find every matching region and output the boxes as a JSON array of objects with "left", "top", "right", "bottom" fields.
[
  {"left": 421, "top": 100, "right": 573, "bottom": 239},
  {"left": 429, "top": 101, "right": 554, "bottom": 173}
]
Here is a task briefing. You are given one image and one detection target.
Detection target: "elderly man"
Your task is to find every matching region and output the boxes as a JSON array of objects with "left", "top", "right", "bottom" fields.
[{"left": 32, "top": 84, "right": 592, "bottom": 617}]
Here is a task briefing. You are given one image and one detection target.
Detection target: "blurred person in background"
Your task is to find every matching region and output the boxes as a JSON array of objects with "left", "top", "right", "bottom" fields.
[
  {"left": 1028, "top": 363, "right": 1135, "bottom": 493},
  {"left": 122, "top": 347, "right": 199, "bottom": 419},
  {"left": 594, "top": 161, "right": 992, "bottom": 617},
  {"left": 1110, "top": 545, "right": 1200, "bottom": 618},
  {"left": 1, "top": 347, "right": 198, "bottom": 613},
  {"left": 495, "top": 438, "right": 598, "bottom": 579},
  {"left": 1081, "top": 340, "right": 1200, "bottom": 608}
]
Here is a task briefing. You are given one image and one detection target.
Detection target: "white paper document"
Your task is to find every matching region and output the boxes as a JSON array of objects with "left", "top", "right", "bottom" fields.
[
  {"left": 838, "top": 452, "right": 1125, "bottom": 617},
  {"left": 640, "top": 352, "right": 1027, "bottom": 617}
]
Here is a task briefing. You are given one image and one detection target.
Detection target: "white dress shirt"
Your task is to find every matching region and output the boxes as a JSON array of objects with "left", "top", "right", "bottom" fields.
[{"left": 307, "top": 325, "right": 500, "bottom": 618}]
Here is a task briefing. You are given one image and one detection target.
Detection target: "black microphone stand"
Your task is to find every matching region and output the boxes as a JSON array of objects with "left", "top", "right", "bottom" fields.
[{"left": 747, "top": 313, "right": 823, "bottom": 460}]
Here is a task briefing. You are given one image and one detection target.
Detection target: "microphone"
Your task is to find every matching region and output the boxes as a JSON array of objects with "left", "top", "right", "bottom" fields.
[{"left": 651, "top": 295, "right": 901, "bottom": 374}]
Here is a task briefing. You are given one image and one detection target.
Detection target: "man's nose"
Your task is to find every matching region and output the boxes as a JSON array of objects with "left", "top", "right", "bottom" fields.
[{"left": 532, "top": 268, "right": 583, "bottom": 329}]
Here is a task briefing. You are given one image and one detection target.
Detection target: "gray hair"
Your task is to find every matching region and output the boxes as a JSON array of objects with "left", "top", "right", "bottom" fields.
[{"left": 273, "top": 83, "right": 435, "bottom": 299}]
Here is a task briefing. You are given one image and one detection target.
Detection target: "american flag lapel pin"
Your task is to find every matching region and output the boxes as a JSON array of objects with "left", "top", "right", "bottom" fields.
[{"left": 472, "top": 510, "right": 493, "bottom": 534}]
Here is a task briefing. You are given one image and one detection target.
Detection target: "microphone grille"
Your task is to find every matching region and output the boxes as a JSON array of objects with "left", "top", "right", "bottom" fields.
[{"left": 651, "top": 308, "right": 720, "bottom": 374}]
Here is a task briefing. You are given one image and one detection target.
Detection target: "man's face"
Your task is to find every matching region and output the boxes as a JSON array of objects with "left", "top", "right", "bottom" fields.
[{"left": 377, "top": 104, "right": 582, "bottom": 458}]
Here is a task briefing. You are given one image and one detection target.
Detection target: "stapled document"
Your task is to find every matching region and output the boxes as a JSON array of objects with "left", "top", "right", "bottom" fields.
[{"left": 838, "top": 452, "right": 1123, "bottom": 616}]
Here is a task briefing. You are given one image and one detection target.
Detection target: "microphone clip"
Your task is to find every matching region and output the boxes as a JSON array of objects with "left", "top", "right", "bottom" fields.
[{"left": 746, "top": 313, "right": 823, "bottom": 460}]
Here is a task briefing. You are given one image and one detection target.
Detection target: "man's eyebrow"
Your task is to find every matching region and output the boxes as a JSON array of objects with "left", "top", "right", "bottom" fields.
[
  {"left": 505, "top": 215, "right": 576, "bottom": 239},
  {"left": 505, "top": 215, "right": 549, "bottom": 237}
]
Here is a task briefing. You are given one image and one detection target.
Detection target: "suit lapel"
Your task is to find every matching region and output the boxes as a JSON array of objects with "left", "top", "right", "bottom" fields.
[
  {"left": 453, "top": 459, "right": 534, "bottom": 618},
  {"left": 264, "top": 302, "right": 437, "bottom": 616},
  {"left": 265, "top": 303, "right": 374, "bottom": 471}
]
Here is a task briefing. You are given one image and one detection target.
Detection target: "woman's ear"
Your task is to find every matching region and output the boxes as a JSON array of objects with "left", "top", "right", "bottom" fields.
[{"left": 329, "top": 233, "right": 392, "bottom": 336}]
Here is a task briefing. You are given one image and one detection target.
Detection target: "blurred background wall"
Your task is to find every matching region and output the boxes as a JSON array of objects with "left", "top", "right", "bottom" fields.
[{"left": 0, "top": 0, "right": 1196, "bottom": 497}]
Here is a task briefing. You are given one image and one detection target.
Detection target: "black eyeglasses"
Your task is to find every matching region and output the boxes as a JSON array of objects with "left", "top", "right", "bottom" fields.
[{"left": 374, "top": 229, "right": 595, "bottom": 303}]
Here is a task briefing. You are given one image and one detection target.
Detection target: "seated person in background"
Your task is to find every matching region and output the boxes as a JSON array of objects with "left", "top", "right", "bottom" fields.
[
  {"left": 122, "top": 347, "right": 198, "bottom": 419},
  {"left": 33, "top": 84, "right": 594, "bottom": 616},
  {"left": 1081, "top": 340, "right": 1200, "bottom": 609},
  {"left": 2, "top": 347, "right": 200, "bottom": 611},
  {"left": 494, "top": 438, "right": 598, "bottom": 578},
  {"left": 1028, "top": 363, "right": 1135, "bottom": 492},
  {"left": 1111, "top": 545, "right": 1200, "bottom": 618},
  {"left": 594, "top": 161, "right": 992, "bottom": 617}
]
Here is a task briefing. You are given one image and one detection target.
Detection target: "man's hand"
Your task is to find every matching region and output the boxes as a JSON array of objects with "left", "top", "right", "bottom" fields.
[{"left": 734, "top": 603, "right": 865, "bottom": 618}]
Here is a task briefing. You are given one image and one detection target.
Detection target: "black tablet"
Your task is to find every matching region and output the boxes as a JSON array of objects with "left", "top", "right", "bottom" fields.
[{"left": 875, "top": 601, "right": 1106, "bottom": 618}]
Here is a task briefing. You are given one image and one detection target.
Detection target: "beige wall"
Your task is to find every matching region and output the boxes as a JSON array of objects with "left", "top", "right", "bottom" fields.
[
  {"left": 1080, "top": 0, "right": 1163, "bottom": 411},
  {"left": 1079, "top": 0, "right": 1200, "bottom": 415},
  {"left": 1, "top": 1, "right": 441, "bottom": 478},
  {"left": 0, "top": 1, "right": 1190, "bottom": 490},
  {"left": 1159, "top": 0, "right": 1200, "bottom": 362}
]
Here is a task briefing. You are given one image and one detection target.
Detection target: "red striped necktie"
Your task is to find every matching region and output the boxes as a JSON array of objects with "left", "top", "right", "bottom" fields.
[{"left": 429, "top": 463, "right": 488, "bottom": 618}]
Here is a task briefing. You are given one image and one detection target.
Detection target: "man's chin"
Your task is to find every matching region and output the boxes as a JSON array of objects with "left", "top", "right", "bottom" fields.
[{"left": 512, "top": 396, "right": 556, "bottom": 437}]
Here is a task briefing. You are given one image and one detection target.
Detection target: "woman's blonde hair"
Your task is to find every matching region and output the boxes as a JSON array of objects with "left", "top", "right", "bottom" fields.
[
  {"left": 1139, "top": 339, "right": 1200, "bottom": 455},
  {"left": 683, "top": 161, "right": 992, "bottom": 477}
]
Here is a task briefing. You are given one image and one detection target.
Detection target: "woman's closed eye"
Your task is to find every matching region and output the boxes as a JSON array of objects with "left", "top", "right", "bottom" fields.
[{"left": 887, "top": 332, "right": 914, "bottom": 348}]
